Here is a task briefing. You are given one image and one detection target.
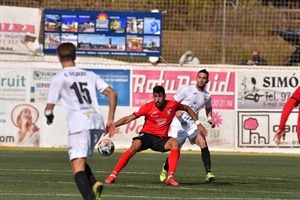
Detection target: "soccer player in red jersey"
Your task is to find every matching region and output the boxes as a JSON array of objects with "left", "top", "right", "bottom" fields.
[
  {"left": 274, "top": 86, "right": 300, "bottom": 144},
  {"left": 105, "top": 85, "right": 208, "bottom": 187}
]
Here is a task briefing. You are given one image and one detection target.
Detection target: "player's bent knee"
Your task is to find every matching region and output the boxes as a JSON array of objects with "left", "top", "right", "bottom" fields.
[
  {"left": 129, "top": 140, "right": 142, "bottom": 153},
  {"left": 169, "top": 138, "right": 180, "bottom": 149},
  {"left": 195, "top": 135, "right": 207, "bottom": 148}
]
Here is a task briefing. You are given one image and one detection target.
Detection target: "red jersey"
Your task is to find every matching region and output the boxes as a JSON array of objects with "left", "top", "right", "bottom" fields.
[
  {"left": 134, "top": 100, "right": 183, "bottom": 138},
  {"left": 278, "top": 86, "right": 300, "bottom": 141}
]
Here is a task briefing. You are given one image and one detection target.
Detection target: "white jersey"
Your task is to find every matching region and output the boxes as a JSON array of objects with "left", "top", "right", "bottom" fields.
[
  {"left": 171, "top": 84, "right": 211, "bottom": 127},
  {"left": 47, "top": 66, "right": 109, "bottom": 133}
]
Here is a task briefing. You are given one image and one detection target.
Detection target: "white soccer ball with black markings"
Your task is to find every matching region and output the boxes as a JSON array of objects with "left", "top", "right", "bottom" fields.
[{"left": 97, "top": 139, "right": 115, "bottom": 156}]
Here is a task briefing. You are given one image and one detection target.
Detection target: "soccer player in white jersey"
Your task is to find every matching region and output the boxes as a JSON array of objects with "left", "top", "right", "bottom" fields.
[
  {"left": 160, "top": 69, "right": 216, "bottom": 183},
  {"left": 44, "top": 42, "right": 117, "bottom": 200}
]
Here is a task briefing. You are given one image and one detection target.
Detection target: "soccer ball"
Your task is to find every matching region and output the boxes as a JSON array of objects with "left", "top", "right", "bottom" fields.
[{"left": 97, "top": 139, "right": 115, "bottom": 156}]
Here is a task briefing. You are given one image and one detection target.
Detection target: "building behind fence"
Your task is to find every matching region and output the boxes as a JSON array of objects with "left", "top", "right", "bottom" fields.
[{"left": 1, "top": 0, "right": 300, "bottom": 66}]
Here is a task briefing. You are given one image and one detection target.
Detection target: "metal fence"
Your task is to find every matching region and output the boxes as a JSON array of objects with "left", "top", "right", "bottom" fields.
[{"left": 1, "top": 0, "right": 300, "bottom": 66}]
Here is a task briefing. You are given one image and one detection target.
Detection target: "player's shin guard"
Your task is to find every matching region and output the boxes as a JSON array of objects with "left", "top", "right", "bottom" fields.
[
  {"left": 201, "top": 147, "right": 211, "bottom": 173},
  {"left": 85, "top": 163, "right": 96, "bottom": 186},
  {"left": 112, "top": 150, "right": 134, "bottom": 174},
  {"left": 74, "top": 171, "right": 94, "bottom": 200},
  {"left": 167, "top": 149, "right": 180, "bottom": 177}
]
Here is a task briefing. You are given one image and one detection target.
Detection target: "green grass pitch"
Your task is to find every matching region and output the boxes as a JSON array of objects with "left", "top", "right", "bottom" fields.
[{"left": 1, "top": 147, "right": 300, "bottom": 200}]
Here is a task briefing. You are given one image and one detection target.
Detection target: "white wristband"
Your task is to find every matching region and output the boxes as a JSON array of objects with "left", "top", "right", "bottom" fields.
[
  {"left": 207, "top": 116, "right": 212, "bottom": 121},
  {"left": 195, "top": 120, "right": 201, "bottom": 126},
  {"left": 44, "top": 109, "right": 53, "bottom": 117}
]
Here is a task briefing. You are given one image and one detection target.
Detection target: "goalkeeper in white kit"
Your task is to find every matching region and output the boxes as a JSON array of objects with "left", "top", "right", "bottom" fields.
[
  {"left": 44, "top": 42, "right": 117, "bottom": 200},
  {"left": 160, "top": 69, "right": 216, "bottom": 183}
]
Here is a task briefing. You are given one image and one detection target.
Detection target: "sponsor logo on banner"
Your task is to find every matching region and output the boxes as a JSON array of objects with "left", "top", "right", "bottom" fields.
[
  {"left": 0, "top": 6, "right": 42, "bottom": 55},
  {"left": 132, "top": 69, "right": 235, "bottom": 110},
  {"left": 33, "top": 70, "right": 57, "bottom": 81},
  {"left": 238, "top": 111, "right": 300, "bottom": 147},
  {"left": 0, "top": 68, "right": 27, "bottom": 102},
  {"left": 237, "top": 72, "right": 300, "bottom": 109},
  {"left": 30, "top": 69, "right": 59, "bottom": 103}
]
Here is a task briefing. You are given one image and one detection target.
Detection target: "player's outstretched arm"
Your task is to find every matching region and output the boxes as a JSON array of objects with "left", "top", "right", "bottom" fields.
[
  {"left": 103, "top": 114, "right": 137, "bottom": 137},
  {"left": 102, "top": 86, "right": 117, "bottom": 137},
  {"left": 115, "top": 114, "right": 137, "bottom": 127}
]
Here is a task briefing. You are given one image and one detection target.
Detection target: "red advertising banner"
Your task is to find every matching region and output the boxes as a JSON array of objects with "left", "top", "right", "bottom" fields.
[{"left": 132, "top": 69, "right": 235, "bottom": 110}]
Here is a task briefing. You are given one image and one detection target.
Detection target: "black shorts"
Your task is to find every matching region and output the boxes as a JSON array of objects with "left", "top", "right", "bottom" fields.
[{"left": 132, "top": 132, "right": 171, "bottom": 152}]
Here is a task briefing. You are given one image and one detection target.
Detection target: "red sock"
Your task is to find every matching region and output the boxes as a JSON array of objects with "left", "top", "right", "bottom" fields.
[
  {"left": 111, "top": 150, "right": 133, "bottom": 175},
  {"left": 167, "top": 149, "right": 180, "bottom": 177}
]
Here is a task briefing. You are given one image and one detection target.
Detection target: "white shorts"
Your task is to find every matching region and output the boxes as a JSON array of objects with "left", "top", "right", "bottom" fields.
[
  {"left": 168, "top": 123, "right": 199, "bottom": 147},
  {"left": 68, "top": 129, "right": 103, "bottom": 161}
]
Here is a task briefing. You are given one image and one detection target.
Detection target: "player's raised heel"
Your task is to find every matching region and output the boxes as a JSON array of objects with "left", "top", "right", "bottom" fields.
[
  {"left": 92, "top": 181, "right": 103, "bottom": 200},
  {"left": 205, "top": 172, "right": 216, "bottom": 182},
  {"left": 166, "top": 176, "right": 179, "bottom": 187},
  {"left": 159, "top": 164, "right": 167, "bottom": 182},
  {"left": 105, "top": 174, "right": 116, "bottom": 184}
]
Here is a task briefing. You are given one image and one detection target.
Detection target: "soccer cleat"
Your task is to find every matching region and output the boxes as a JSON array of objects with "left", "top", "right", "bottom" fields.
[
  {"left": 92, "top": 181, "right": 103, "bottom": 200},
  {"left": 105, "top": 174, "right": 116, "bottom": 184},
  {"left": 159, "top": 164, "right": 168, "bottom": 182},
  {"left": 166, "top": 176, "right": 179, "bottom": 187},
  {"left": 205, "top": 172, "right": 216, "bottom": 182}
]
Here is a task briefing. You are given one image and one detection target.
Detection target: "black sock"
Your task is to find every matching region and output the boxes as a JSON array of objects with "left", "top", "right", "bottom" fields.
[
  {"left": 201, "top": 147, "right": 211, "bottom": 173},
  {"left": 164, "top": 157, "right": 169, "bottom": 171},
  {"left": 74, "top": 171, "right": 94, "bottom": 200},
  {"left": 85, "top": 163, "right": 96, "bottom": 187}
]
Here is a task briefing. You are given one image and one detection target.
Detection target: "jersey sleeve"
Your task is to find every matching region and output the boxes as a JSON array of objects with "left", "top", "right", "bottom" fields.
[
  {"left": 173, "top": 86, "right": 188, "bottom": 102},
  {"left": 174, "top": 101, "right": 183, "bottom": 110},
  {"left": 46, "top": 75, "right": 62, "bottom": 104},
  {"left": 95, "top": 74, "right": 109, "bottom": 93},
  {"left": 278, "top": 87, "right": 300, "bottom": 130},
  {"left": 134, "top": 103, "right": 148, "bottom": 118}
]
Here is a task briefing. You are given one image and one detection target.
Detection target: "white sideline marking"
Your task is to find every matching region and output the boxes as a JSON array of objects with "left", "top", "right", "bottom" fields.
[{"left": 0, "top": 193, "right": 298, "bottom": 200}]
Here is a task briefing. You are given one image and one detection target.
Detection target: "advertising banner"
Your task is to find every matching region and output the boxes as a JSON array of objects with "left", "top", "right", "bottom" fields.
[
  {"left": 238, "top": 111, "right": 299, "bottom": 148},
  {"left": 0, "top": 67, "right": 27, "bottom": 102},
  {"left": 30, "top": 68, "right": 59, "bottom": 103},
  {"left": 86, "top": 69, "right": 130, "bottom": 106},
  {"left": 0, "top": 102, "right": 44, "bottom": 147},
  {"left": 132, "top": 69, "right": 235, "bottom": 110},
  {"left": 43, "top": 9, "right": 162, "bottom": 57},
  {"left": 0, "top": 6, "right": 42, "bottom": 55},
  {"left": 237, "top": 71, "right": 300, "bottom": 109}
]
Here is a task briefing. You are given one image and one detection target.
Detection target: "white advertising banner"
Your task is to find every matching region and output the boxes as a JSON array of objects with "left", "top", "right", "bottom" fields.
[
  {"left": 0, "top": 102, "right": 44, "bottom": 147},
  {"left": 237, "top": 71, "right": 300, "bottom": 109},
  {"left": 0, "top": 102, "right": 68, "bottom": 148},
  {"left": 0, "top": 67, "right": 27, "bottom": 102},
  {"left": 0, "top": 6, "right": 42, "bottom": 55},
  {"left": 29, "top": 68, "right": 59, "bottom": 103},
  {"left": 238, "top": 111, "right": 299, "bottom": 147}
]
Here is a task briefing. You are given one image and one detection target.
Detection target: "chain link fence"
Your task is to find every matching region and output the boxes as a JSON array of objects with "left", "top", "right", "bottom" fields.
[{"left": 1, "top": 0, "right": 300, "bottom": 66}]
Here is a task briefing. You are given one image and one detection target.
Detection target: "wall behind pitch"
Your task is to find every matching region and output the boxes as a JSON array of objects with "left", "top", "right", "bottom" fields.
[{"left": 1, "top": 56, "right": 300, "bottom": 153}]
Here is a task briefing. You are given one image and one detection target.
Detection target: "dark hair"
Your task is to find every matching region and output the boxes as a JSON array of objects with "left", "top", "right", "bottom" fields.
[
  {"left": 198, "top": 69, "right": 209, "bottom": 79},
  {"left": 153, "top": 85, "right": 165, "bottom": 95},
  {"left": 56, "top": 42, "right": 76, "bottom": 61}
]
